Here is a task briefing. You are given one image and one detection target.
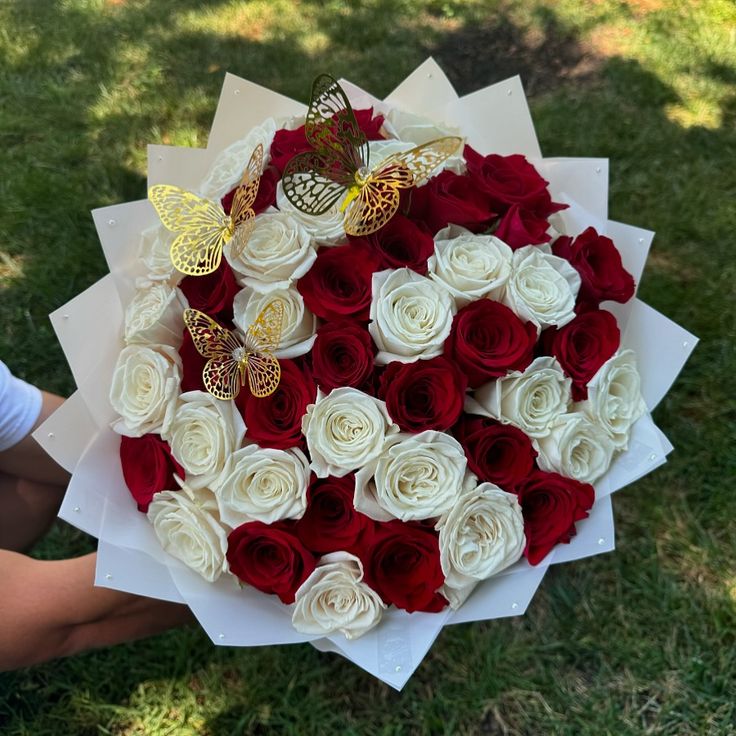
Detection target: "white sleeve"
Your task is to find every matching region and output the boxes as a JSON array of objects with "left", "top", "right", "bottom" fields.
[{"left": 0, "top": 360, "right": 43, "bottom": 452}]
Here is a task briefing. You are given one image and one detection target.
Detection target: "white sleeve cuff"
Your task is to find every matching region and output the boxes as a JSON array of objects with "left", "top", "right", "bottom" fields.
[{"left": 0, "top": 361, "right": 43, "bottom": 452}]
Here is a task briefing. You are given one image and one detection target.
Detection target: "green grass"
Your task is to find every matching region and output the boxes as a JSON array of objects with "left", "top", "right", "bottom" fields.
[{"left": 1, "top": 0, "right": 735, "bottom": 733}]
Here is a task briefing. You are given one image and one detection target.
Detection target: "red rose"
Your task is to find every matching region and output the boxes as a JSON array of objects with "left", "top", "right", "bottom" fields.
[
  {"left": 297, "top": 243, "right": 380, "bottom": 322},
  {"left": 352, "top": 109, "right": 386, "bottom": 139},
  {"left": 362, "top": 520, "right": 447, "bottom": 613},
  {"left": 119, "top": 434, "right": 184, "bottom": 512},
  {"left": 444, "top": 300, "right": 537, "bottom": 388},
  {"left": 178, "top": 260, "right": 240, "bottom": 322},
  {"left": 178, "top": 328, "right": 207, "bottom": 393},
  {"left": 349, "top": 214, "right": 434, "bottom": 274},
  {"left": 311, "top": 320, "right": 375, "bottom": 392},
  {"left": 236, "top": 358, "right": 316, "bottom": 450},
  {"left": 515, "top": 470, "right": 595, "bottom": 565},
  {"left": 453, "top": 415, "right": 536, "bottom": 490},
  {"left": 220, "top": 163, "right": 279, "bottom": 216},
  {"left": 553, "top": 227, "right": 635, "bottom": 307},
  {"left": 494, "top": 204, "right": 552, "bottom": 249},
  {"left": 269, "top": 109, "right": 385, "bottom": 173},
  {"left": 543, "top": 309, "right": 620, "bottom": 400},
  {"left": 409, "top": 169, "right": 496, "bottom": 234},
  {"left": 296, "top": 474, "right": 372, "bottom": 555},
  {"left": 227, "top": 520, "right": 317, "bottom": 604},
  {"left": 268, "top": 127, "right": 311, "bottom": 175},
  {"left": 464, "top": 148, "right": 564, "bottom": 218},
  {"left": 378, "top": 356, "right": 466, "bottom": 433}
]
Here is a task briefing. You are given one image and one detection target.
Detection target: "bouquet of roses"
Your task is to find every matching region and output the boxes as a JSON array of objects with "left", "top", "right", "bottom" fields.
[{"left": 36, "top": 60, "right": 696, "bottom": 688}]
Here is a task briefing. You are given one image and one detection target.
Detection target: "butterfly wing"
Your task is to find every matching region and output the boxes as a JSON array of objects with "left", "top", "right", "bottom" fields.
[
  {"left": 228, "top": 216, "right": 256, "bottom": 262},
  {"left": 226, "top": 144, "right": 263, "bottom": 262},
  {"left": 244, "top": 299, "right": 284, "bottom": 398},
  {"left": 183, "top": 309, "right": 243, "bottom": 358},
  {"left": 170, "top": 228, "right": 228, "bottom": 275},
  {"left": 203, "top": 357, "right": 244, "bottom": 401},
  {"left": 306, "top": 73, "right": 368, "bottom": 172},
  {"left": 343, "top": 176, "right": 402, "bottom": 237},
  {"left": 245, "top": 353, "right": 281, "bottom": 398},
  {"left": 378, "top": 136, "right": 463, "bottom": 187},
  {"left": 149, "top": 185, "right": 225, "bottom": 232},
  {"left": 149, "top": 185, "right": 230, "bottom": 276},
  {"left": 245, "top": 299, "right": 284, "bottom": 356},
  {"left": 231, "top": 143, "right": 263, "bottom": 225},
  {"left": 282, "top": 151, "right": 349, "bottom": 216}
]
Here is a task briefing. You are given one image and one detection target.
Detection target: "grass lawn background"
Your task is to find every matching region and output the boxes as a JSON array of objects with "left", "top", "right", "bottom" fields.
[{"left": 1, "top": 0, "right": 734, "bottom": 733}]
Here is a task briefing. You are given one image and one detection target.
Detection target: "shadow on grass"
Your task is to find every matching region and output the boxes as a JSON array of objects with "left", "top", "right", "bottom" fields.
[
  {"left": 430, "top": 6, "right": 603, "bottom": 95},
  {"left": 0, "top": 1, "right": 734, "bottom": 734}
]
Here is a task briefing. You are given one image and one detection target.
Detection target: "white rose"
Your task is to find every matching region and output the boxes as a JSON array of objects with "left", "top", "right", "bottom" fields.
[
  {"left": 226, "top": 210, "right": 316, "bottom": 292},
  {"left": 535, "top": 412, "right": 615, "bottom": 484},
  {"left": 437, "top": 482, "right": 525, "bottom": 606},
  {"left": 428, "top": 225, "right": 512, "bottom": 306},
  {"left": 384, "top": 110, "right": 464, "bottom": 175},
  {"left": 276, "top": 181, "right": 347, "bottom": 246},
  {"left": 354, "top": 431, "right": 471, "bottom": 521},
  {"left": 124, "top": 283, "right": 188, "bottom": 347},
  {"left": 148, "top": 484, "right": 229, "bottom": 582},
  {"left": 198, "top": 119, "right": 277, "bottom": 199},
  {"left": 503, "top": 245, "right": 580, "bottom": 330},
  {"left": 578, "top": 349, "right": 647, "bottom": 450},
  {"left": 292, "top": 552, "right": 386, "bottom": 639},
  {"left": 217, "top": 444, "right": 310, "bottom": 526},
  {"left": 110, "top": 344, "right": 181, "bottom": 437},
  {"left": 440, "top": 580, "right": 478, "bottom": 610},
  {"left": 368, "top": 138, "right": 414, "bottom": 161},
  {"left": 302, "top": 388, "right": 399, "bottom": 477},
  {"left": 162, "top": 390, "right": 245, "bottom": 491},
  {"left": 139, "top": 223, "right": 179, "bottom": 283},
  {"left": 233, "top": 285, "right": 316, "bottom": 359},
  {"left": 472, "top": 356, "right": 571, "bottom": 438},
  {"left": 369, "top": 268, "right": 456, "bottom": 364}
]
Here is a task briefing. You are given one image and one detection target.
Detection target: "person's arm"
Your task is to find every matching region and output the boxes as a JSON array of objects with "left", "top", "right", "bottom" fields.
[
  {"left": 0, "top": 551, "right": 192, "bottom": 671},
  {"left": 0, "top": 380, "right": 193, "bottom": 671},
  {"left": 0, "top": 390, "right": 69, "bottom": 486}
]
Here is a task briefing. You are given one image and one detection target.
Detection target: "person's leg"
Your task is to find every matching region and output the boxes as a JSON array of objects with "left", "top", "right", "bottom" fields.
[
  {"left": 0, "top": 551, "right": 193, "bottom": 671},
  {"left": 0, "top": 391, "right": 69, "bottom": 551},
  {"left": 0, "top": 473, "right": 68, "bottom": 552}
]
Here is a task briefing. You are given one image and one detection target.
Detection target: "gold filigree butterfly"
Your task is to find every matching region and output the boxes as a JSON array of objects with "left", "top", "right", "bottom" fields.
[
  {"left": 149, "top": 144, "right": 264, "bottom": 276},
  {"left": 183, "top": 300, "right": 283, "bottom": 400},
  {"left": 281, "top": 74, "right": 462, "bottom": 237}
]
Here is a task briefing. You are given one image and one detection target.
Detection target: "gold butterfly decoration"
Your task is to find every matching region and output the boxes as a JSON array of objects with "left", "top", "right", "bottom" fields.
[
  {"left": 149, "top": 144, "right": 264, "bottom": 276},
  {"left": 183, "top": 300, "right": 284, "bottom": 400},
  {"left": 281, "top": 74, "right": 462, "bottom": 237}
]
